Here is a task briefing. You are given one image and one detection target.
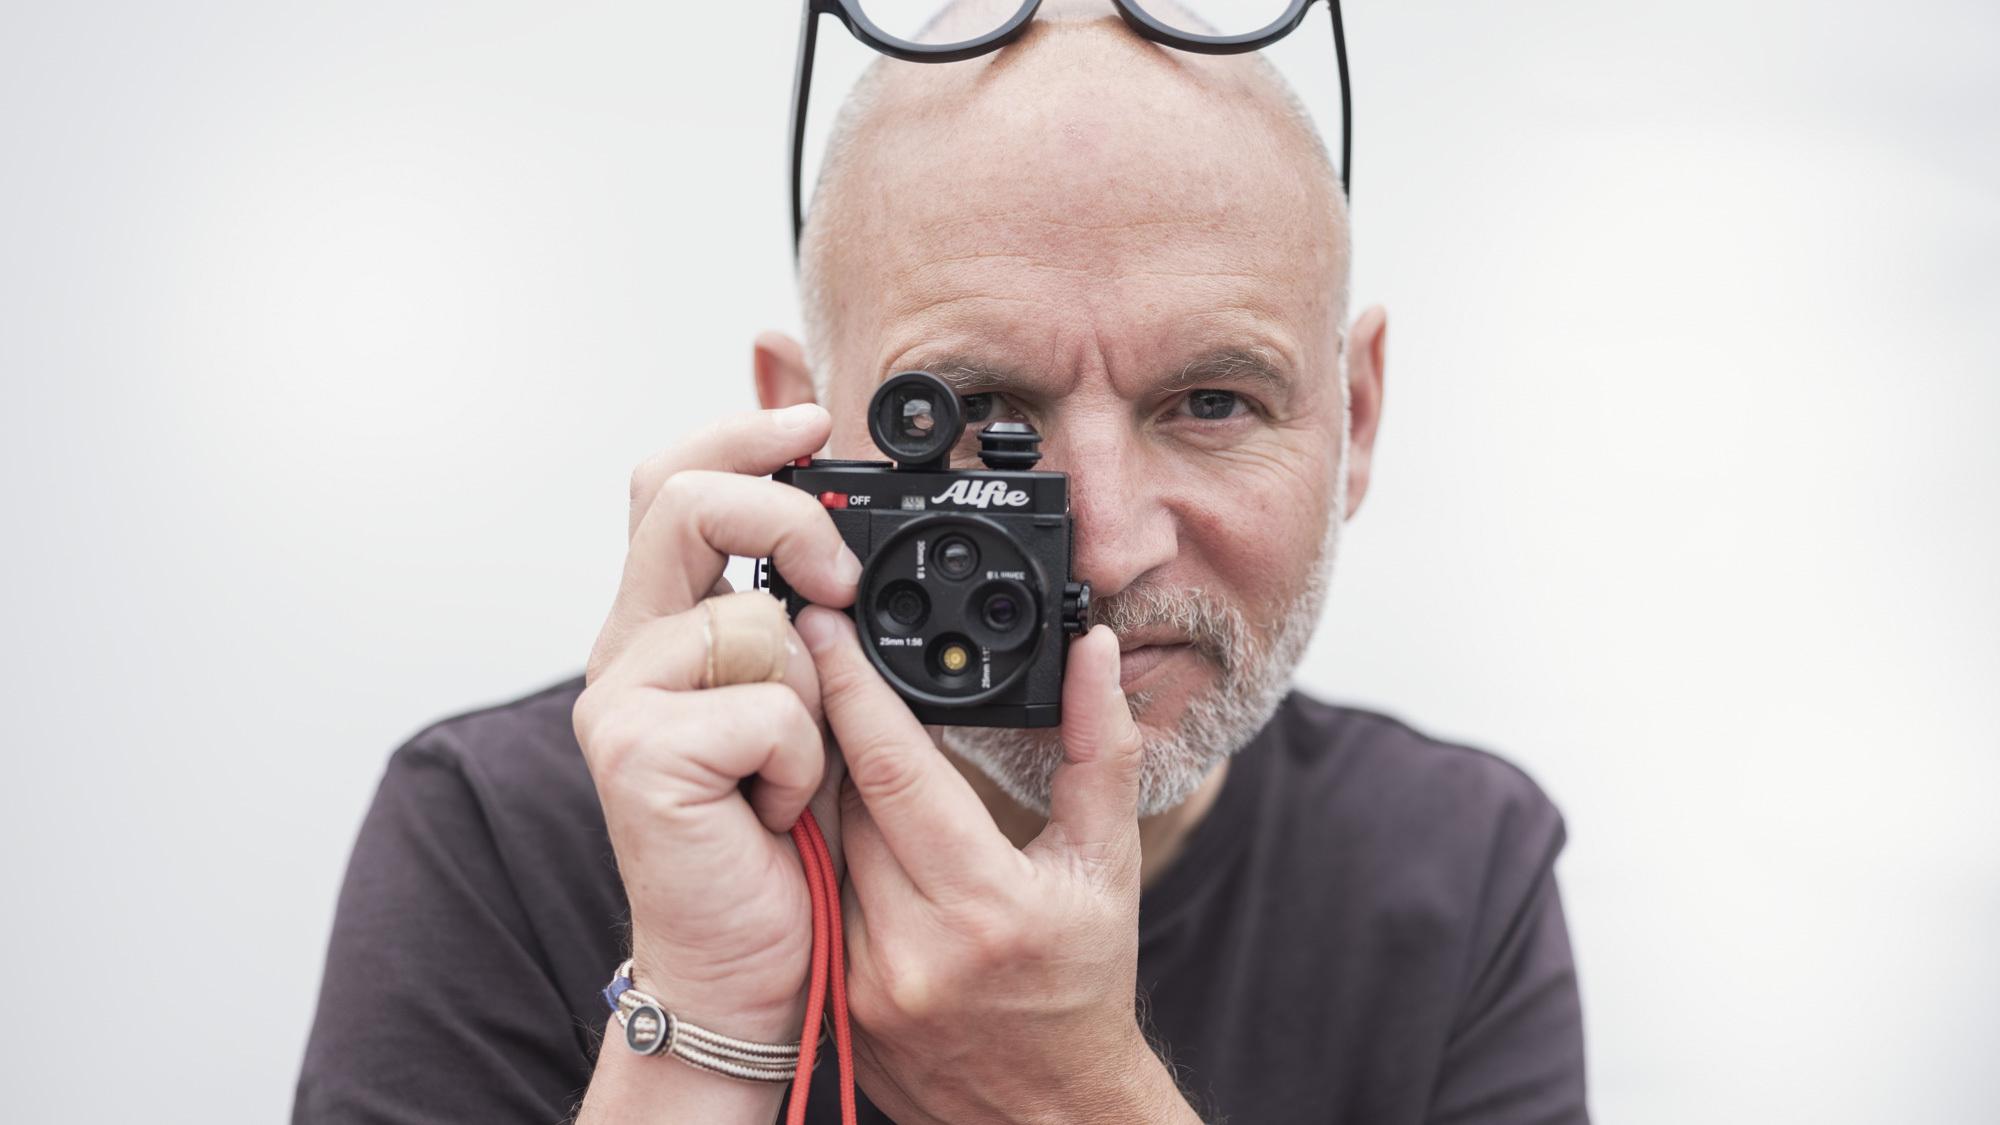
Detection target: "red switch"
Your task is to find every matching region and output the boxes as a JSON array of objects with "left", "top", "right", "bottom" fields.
[
  {"left": 794, "top": 456, "right": 813, "bottom": 467},
  {"left": 819, "top": 491, "right": 848, "bottom": 509}
]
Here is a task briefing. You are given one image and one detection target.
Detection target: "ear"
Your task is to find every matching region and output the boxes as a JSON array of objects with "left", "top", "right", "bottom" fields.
[
  {"left": 754, "top": 331, "right": 817, "bottom": 410},
  {"left": 1342, "top": 306, "right": 1386, "bottom": 520}
]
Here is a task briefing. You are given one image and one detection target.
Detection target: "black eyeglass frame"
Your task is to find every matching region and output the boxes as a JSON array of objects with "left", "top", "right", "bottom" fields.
[{"left": 789, "top": 0, "right": 1351, "bottom": 247}]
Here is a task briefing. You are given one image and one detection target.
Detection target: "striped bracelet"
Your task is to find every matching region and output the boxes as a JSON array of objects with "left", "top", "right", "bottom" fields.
[{"left": 601, "top": 959, "right": 802, "bottom": 1083}]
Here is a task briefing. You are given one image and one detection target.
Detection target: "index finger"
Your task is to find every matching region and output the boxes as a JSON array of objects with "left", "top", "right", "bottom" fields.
[
  {"left": 795, "top": 606, "right": 1015, "bottom": 896},
  {"left": 614, "top": 470, "right": 858, "bottom": 626},
  {"left": 628, "top": 404, "right": 831, "bottom": 538}
]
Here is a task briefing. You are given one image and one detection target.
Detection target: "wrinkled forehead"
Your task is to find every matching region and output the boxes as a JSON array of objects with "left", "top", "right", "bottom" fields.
[{"left": 805, "top": 18, "right": 1347, "bottom": 378}]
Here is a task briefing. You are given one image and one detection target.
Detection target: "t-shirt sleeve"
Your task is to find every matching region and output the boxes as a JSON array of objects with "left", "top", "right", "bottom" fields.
[
  {"left": 293, "top": 742, "right": 597, "bottom": 1124},
  {"left": 1427, "top": 777, "right": 1588, "bottom": 1125}
]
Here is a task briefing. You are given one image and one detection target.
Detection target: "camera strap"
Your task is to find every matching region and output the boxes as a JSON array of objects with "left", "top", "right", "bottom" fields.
[{"left": 786, "top": 808, "right": 856, "bottom": 1125}]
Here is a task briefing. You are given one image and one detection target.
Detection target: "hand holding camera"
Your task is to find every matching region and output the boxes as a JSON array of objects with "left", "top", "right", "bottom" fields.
[
  {"left": 796, "top": 604, "right": 1192, "bottom": 1124},
  {"left": 571, "top": 403, "right": 857, "bottom": 1119},
  {"left": 572, "top": 383, "right": 1193, "bottom": 1123}
]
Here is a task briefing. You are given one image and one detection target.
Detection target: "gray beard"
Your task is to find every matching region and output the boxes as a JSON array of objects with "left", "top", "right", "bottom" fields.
[{"left": 943, "top": 518, "right": 1338, "bottom": 818}]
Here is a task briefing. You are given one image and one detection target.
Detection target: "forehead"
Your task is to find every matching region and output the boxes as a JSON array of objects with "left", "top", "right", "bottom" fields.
[{"left": 817, "top": 29, "right": 1343, "bottom": 386}]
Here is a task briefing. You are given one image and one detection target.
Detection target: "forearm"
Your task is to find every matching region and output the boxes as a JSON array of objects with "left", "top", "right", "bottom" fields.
[{"left": 574, "top": 1016, "right": 788, "bottom": 1125}]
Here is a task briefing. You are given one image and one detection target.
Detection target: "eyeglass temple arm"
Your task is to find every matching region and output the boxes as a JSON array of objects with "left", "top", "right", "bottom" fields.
[
  {"left": 1330, "top": 0, "right": 1351, "bottom": 199},
  {"left": 790, "top": 1, "right": 821, "bottom": 248}
]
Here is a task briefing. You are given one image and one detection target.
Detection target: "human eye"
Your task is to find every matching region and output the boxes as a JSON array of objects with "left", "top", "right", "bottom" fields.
[
  {"left": 960, "top": 392, "right": 998, "bottom": 423},
  {"left": 958, "top": 392, "right": 1032, "bottom": 430},
  {"left": 947, "top": 394, "right": 1032, "bottom": 465},
  {"left": 1175, "top": 389, "right": 1250, "bottom": 421}
]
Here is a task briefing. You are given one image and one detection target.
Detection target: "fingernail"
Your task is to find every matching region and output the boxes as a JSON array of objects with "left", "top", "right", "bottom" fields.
[
  {"left": 796, "top": 609, "right": 837, "bottom": 654},
  {"left": 775, "top": 403, "right": 826, "bottom": 432},
  {"left": 833, "top": 544, "right": 862, "bottom": 586}
]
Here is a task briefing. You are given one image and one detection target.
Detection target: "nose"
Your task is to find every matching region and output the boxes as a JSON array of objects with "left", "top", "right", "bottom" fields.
[{"left": 1043, "top": 406, "right": 1177, "bottom": 601}]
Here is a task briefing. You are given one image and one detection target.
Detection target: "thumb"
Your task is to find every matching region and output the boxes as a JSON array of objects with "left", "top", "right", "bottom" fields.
[{"left": 1035, "top": 624, "right": 1145, "bottom": 867}]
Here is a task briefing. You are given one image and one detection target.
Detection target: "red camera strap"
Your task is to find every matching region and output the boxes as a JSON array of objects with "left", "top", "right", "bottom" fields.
[{"left": 785, "top": 809, "right": 855, "bottom": 1125}]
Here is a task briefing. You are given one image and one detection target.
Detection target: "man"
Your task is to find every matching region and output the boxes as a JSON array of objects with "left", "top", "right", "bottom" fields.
[{"left": 296, "top": 8, "right": 1586, "bottom": 1124}]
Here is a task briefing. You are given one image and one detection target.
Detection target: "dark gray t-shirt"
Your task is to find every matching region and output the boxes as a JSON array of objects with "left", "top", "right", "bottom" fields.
[{"left": 294, "top": 681, "right": 1587, "bottom": 1123}]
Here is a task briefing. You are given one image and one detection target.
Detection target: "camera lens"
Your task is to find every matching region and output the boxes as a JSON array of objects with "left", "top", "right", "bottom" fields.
[
  {"left": 964, "top": 578, "right": 1036, "bottom": 652},
  {"left": 934, "top": 536, "right": 977, "bottom": 580},
  {"left": 875, "top": 581, "right": 929, "bottom": 634},
  {"left": 982, "top": 593, "right": 1018, "bottom": 630},
  {"left": 888, "top": 588, "right": 924, "bottom": 625}
]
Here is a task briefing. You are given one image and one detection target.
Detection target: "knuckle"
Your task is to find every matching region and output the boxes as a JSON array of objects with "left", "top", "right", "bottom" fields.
[
  {"left": 583, "top": 619, "right": 631, "bottom": 683},
  {"left": 777, "top": 701, "right": 822, "bottom": 757},
  {"left": 860, "top": 943, "right": 941, "bottom": 1024},
  {"left": 576, "top": 697, "right": 647, "bottom": 778},
  {"left": 628, "top": 449, "right": 675, "bottom": 508},
  {"left": 815, "top": 647, "right": 866, "bottom": 695},
  {"left": 737, "top": 685, "right": 810, "bottom": 749},
  {"left": 570, "top": 689, "right": 601, "bottom": 750},
  {"left": 845, "top": 742, "right": 925, "bottom": 806},
  {"left": 885, "top": 965, "right": 938, "bottom": 1021},
  {"left": 655, "top": 469, "right": 706, "bottom": 511},
  {"left": 697, "top": 693, "right": 770, "bottom": 754},
  {"left": 767, "top": 480, "right": 832, "bottom": 526},
  {"left": 809, "top": 650, "right": 869, "bottom": 705},
  {"left": 765, "top": 486, "right": 825, "bottom": 539},
  {"left": 706, "top": 686, "right": 819, "bottom": 777}
]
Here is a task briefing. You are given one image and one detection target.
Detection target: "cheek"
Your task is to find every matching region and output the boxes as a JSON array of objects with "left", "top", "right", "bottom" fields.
[{"left": 1170, "top": 454, "right": 1336, "bottom": 614}]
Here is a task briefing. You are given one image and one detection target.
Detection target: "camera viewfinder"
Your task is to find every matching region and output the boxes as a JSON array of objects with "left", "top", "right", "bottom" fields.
[{"left": 869, "top": 371, "right": 965, "bottom": 469}]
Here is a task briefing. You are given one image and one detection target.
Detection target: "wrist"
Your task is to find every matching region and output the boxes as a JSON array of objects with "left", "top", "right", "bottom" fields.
[
  {"left": 1067, "top": 1029, "right": 1203, "bottom": 1125},
  {"left": 965, "top": 1028, "right": 1198, "bottom": 1125},
  {"left": 624, "top": 944, "right": 812, "bottom": 1040},
  {"left": 578, "top": 1012, "right": 790, "bottom": 1125},
  {"left": 626, "top": 941, "right": 807, "bottom": 1044}
]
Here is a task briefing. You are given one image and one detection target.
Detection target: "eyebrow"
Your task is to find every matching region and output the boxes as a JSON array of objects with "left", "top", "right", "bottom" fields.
[
  {"left": 914, "top": 356, "right": 1018, "bottom": 394},
  {"left": 1160, "top": 349, "right": 1292, "bottom": 394},
  {"left": 911, "top": 348, "right": 1294, "bottom": 397}
]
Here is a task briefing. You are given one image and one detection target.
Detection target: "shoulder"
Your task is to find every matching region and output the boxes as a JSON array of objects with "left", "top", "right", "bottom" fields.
[
  {"left": 396, "top": 675, "right": 588, "bottom": 773},
  {"left": 302, "top": 676, "right": 613, "bottom": 1122},
  {"left": 369, "top": 676, "right": 613, "bottom": 926},
  {"left": 1252, "top": 692, "right": 1568, "bottom": 917},
  {"left": 384, "top": 676, "right": 593, "bottom": 811},
  {"left": 1155, "top": 695, "right": 1586, "bottom": 1120},
  {"left": 360, "top": 676, "right": 624, "bottom": 1004},
  {"left": 333, "top": 675, "right": 595, "bottom": 942},
  {"left": 1268, "top": 691, "right": 1563, "bottom": 840}
]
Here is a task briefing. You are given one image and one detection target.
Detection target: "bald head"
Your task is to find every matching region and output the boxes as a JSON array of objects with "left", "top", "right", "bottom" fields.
[{"left": 797, "top": 4, "right": 1350, "bottom": 396}]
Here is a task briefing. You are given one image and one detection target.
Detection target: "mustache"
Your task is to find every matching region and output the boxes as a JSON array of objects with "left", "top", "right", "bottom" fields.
[{"left": 1091, "top": 582, "right": 1244, "bottom": 680}]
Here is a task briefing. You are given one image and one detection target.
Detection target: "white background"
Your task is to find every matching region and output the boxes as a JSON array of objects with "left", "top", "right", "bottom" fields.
[{"left": 2, "top": 2, "right": 1995, "bottom": 1122}]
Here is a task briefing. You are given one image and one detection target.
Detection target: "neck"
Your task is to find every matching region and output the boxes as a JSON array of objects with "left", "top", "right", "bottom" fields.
[{"left": 940, "top": 743, "right": 1229, "bottom": 889}]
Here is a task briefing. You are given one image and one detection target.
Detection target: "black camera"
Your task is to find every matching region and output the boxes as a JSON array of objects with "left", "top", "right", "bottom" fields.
[{"left": 757, "top": 371, "right": 1091, "bottom": 727}]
